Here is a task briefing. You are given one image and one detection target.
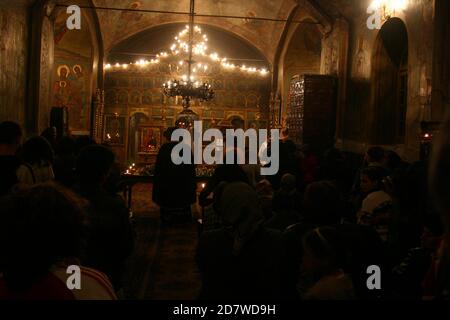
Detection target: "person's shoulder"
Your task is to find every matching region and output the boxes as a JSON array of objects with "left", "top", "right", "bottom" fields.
[
  {"left": 365, "top": 190, "right": 388, "bottom": 201},
  {"left": 52, "top": 266, "right": 117, "bottom": 300},
  {"left": 369, "top": 190, "right": 391, "bottom": 202}
]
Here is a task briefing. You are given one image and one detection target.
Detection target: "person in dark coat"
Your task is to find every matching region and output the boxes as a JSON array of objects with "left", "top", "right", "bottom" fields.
[{"left": 152, "top": 127, "right": 197, "bottom": 224}]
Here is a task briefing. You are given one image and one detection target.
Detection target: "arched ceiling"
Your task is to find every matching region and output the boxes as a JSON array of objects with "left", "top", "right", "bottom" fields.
[
  {"left": 108, "top": 23, "right": 268, "bottom": 68},
  {"left": 92, "top": 0, "right": 359, "bottom": 63}
]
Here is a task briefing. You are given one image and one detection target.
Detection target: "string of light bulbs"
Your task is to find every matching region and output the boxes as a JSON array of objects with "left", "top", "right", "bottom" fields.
[{"left": 104, "top": 24, "right": 270, "bottom": 77}]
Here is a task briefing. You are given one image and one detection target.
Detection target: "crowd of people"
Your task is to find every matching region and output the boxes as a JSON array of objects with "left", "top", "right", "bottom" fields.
[
  {"left": 1, "top": 119, "right": 450, "bottom": 300},
  {"left": 0, "top": 121, "right": 134, "bottom": 300},
  {"left": 193, "top": 130, "right": 449, "bottom": 300}
]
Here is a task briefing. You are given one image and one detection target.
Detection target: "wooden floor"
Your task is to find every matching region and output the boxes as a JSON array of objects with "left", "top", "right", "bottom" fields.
[{"left": 122, "top": 183, "right": 202, "bottom": 300}]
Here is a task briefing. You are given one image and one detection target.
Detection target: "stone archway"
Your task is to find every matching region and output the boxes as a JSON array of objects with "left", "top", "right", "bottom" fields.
[{"left": 30, "top": 0, "right": 103, "bottom": 135}]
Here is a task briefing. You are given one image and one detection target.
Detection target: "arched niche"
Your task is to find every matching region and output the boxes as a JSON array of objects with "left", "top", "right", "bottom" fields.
[
  {"left": 369, "top": 18, "right": 408, "bottom": 145},
  {"left": 30, "top": 1, "right": 103, "bottom": 135},
  {"left": 51, "top": 6, "right": 100, "bottom": 134},
  {"left": 274, "top": 0, "right": 341, "bottom": 127},
  {"left": 281, "top": 20, "right": 323, "bottom": 118}
]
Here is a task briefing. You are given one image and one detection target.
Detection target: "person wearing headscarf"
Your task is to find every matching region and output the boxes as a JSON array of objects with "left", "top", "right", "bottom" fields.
[{"left": 196, "top": 182, "right": 287, "bottom": 300}]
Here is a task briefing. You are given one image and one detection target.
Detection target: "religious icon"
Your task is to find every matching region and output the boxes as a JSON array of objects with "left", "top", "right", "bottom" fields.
[
  {"left": 73, "top": 65, "right": 83, "bottom": 78},
  {"left": 146, "top": 129, "right": 157, "bottom": 151},
  {"left": 139, "top": 126, "right": 162, "bottom": 154},
  {"left": 54, "top": 65, "right": 71, "bottom": 107},
  {"left": 57, "top": 65, "right": 70, "bottom": 80},
  {"left": 104, "top": 115, "right": 126, "bottom": 145}
]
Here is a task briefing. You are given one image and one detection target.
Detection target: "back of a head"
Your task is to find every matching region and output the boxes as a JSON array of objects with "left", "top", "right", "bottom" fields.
[
  {"left": 163, "top": 127, "right": 177, "bottom": 141},
  {"left": 218, "top": 182, "right": 263, "bottom": 227},
  {"left": 281, "top": 173, "right": 296, "bottom": 192},
  {"left": 384, "top": 150, "right": 402, "bottom": 169},
  {"left": 41, "top": 127, "right": 57, "bottom": 142},
  {"left": 0, "top": 184, "right": 85, "bottom": 291},
  {"left": 303, "top": 226, "right": 346, "bottom": 270},
  {"left": 76, "top": 145, "right": 115, "bottom": 185},
  {"left": 361, "top": 166, "right": 386, "bottom": 185},
  {"left": 256, "top": 179, "right": 273, "bottom": 197},
  {"left": 20, "top": 136, "right": 54, "bottom": 165},
  {"left": 366, "top": 146, "right": 385, "bottom": 164},
  {"left": 0, "top": 121, "right": 22, "bottom": 146},
  {"left": 74, "top": 136, "right": 96, "bottom": 156}
]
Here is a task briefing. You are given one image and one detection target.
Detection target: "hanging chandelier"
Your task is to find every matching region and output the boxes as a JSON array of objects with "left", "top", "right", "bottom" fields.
[
  {"left": 163, "top": 78, "right": 214, "bottom": 103},
  {"left": 162, "top": 0, "right": 214, "bottom": 113}
]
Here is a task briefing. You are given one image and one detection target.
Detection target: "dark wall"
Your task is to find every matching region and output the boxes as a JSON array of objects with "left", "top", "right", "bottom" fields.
[{"left": 0, "top": 4, "right": 29, "bottom": 130}]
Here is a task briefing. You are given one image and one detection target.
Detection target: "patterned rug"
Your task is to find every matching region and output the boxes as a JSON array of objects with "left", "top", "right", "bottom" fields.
[{"left": 122, "top": 183, "right": 202, "bottom": 300}]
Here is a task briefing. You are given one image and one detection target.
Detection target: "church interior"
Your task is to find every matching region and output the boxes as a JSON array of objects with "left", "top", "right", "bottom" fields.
[{"left": 1, "top": 0, "right": 450, "bottom": 302}]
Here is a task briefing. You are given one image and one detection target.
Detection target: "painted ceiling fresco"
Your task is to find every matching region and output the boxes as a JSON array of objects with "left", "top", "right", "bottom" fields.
[
  {"left": 92, "top": 0, "right": 358, "bottom": 62},
  {"left": 92, "top": 0, "right": 297, "bottom": 61}
]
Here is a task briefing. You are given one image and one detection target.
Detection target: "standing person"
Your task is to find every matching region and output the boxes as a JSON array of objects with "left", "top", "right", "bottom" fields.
[
  {"left": 0, "top": 121, "right": 22, "bottom": 197},
  {"left": 16, "top": 136, "right": 55, "bottom": 185},
  {"left": 152, "top": 127, "right": 197, "bottom": 225},
  {"left": 75, "top": 145, "right": 134, "bottom": 292}
]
